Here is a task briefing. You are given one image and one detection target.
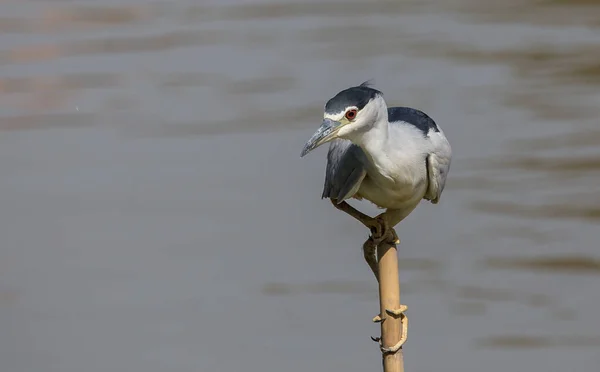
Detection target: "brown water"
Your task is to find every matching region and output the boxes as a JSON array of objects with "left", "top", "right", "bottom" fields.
[{"left": 1, "top": 1, "right": 599, "bottom": 371}]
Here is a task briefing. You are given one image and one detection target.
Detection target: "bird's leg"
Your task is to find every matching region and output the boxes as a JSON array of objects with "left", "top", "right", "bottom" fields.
[
  {"left": 362, "top": 237, "right": 379, "bottom": 282},
  {"left": 330, "top": 200, "right": 399, "bottom": 245},
  {"left": 330, "top": 200, "right": 382, "bottom": 235}
]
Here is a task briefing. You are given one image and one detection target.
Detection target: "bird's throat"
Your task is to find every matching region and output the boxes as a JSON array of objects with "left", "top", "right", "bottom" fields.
[{"left": 355, "top": 122, "right": 394, "bottom": 178}]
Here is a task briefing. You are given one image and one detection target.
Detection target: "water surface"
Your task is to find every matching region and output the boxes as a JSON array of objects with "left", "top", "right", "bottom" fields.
[{"left": 1, "top": 1, "right": 599, "bottom": 371}]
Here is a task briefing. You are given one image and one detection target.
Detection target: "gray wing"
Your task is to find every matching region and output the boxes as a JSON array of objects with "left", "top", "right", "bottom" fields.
[
  {"left": 321, "top": 139, "right": 368, "bottom": 202},
  {"left": 423, "top": 130, "right": 452, "bottom": 204},
  {"left": 387, "top": 106, "right": 451, "bottom": 203}
]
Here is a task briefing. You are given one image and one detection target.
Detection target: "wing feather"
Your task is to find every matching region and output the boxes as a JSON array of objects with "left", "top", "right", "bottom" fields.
[
  {"left": 322, "top": 139, "right": 368, "bottom": 202},
  {"left": 424, "top": 132, "right": 452, "bottom": 204}
]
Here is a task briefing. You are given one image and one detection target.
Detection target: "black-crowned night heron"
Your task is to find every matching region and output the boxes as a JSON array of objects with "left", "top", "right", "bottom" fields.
[{"left": 301, "top": 82, "right": 452, "bottom": 282}]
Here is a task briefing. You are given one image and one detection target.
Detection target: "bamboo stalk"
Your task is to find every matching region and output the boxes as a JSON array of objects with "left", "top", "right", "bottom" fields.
[{"left": 377, "top": 241, "right": 406, "bottom": 372}]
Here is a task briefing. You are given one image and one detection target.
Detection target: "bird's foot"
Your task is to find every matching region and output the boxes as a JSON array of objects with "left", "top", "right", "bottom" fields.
[
  {"left": 367, "top": 216, "right": 400, "bottom": 246},
  {"left": 371, "top": 305, "right": 408, "bottom": 354}
]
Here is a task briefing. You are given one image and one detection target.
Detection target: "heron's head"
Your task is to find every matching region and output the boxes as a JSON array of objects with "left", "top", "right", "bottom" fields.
[{"left": 301, "top": 81, "right": 385, "bottom": 157}]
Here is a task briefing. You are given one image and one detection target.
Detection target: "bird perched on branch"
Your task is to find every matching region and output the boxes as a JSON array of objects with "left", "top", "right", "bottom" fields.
[{"left": 301, "top": 81, "right": 452, "bottom": 281}]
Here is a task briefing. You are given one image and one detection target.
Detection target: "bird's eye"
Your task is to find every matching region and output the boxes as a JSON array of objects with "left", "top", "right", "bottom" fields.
[{"left": 345, "top": 109, "right": 357, "bottom": 120}]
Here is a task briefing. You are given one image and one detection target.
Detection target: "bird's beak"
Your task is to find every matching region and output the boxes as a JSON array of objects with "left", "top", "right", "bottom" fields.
[{"left": 300, "top": 118, "right": 342, "bottom": 157}]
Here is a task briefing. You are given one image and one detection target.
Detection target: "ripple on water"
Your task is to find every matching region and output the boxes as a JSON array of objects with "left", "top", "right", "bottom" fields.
[
  {"left": 441, "top": 0, "right": 600, "bottom": 27},
  {"left": 483, "top": 255, "right": 600, "bottom": 275},
  {"left": 475, "top": 334, "right": 600, "bottom": 349},
  {"left": 0, "top": 112, "right": 98, "bottom": 131},
  {"left": 261, "top": 258, "right": 444, "bottom": 297}
]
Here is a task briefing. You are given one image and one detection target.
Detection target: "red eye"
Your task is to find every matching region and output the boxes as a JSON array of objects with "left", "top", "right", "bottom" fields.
[{"left": 345, "top": 109, "right": 357, "bottom": 120}]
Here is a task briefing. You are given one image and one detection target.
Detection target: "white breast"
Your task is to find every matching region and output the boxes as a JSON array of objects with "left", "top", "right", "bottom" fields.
[
  {"left": 355, "top": 121, "right": 433, "bottom": 210},
  {"left": 357, "top": 158, "right": 427, "bottom": 210}
]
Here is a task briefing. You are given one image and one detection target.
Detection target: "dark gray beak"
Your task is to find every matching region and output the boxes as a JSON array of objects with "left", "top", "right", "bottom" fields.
[{"left": 300, "top": 118, "right": 342, "bottom": 157}]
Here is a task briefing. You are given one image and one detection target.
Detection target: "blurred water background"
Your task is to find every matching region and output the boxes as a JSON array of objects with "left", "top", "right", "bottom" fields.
[{"left": 1, "top": 1, "right": 600, "bottom": 371}]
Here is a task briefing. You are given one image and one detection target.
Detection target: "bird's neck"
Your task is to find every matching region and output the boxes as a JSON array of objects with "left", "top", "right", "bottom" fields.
[
  {"left": 341, "top": 97, "right": 392, "bottom": 171},
  {"left": 347, "top": 99, "right": 389, "bottom": 146},
  {"left": 355, "top": 117, "right": 391, "bottom": 167}
]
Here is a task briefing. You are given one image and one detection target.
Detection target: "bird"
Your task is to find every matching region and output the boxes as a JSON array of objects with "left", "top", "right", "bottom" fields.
[{"left": 300, "top": 81, "right": 452, "bottom": 282}]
